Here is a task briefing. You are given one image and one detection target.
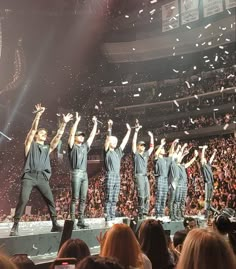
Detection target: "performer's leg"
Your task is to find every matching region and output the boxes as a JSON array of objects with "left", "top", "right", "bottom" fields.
[
  {"left": 155, "top": 177, "right": 161, "bottom": 217},
  {"left": 70, "top": 170, "right": 81, "bottom": 222},
  {"left": 180, "top": 182, "right": 187, "bottom": 218},
  {"left": 135, "top": 175, "right": 145, "bottom": 218},
  {"left": 104, "top": 174, "right": 114, "bottom": 221},
  {"left": 169, "top": 185, "right": 177, "bottom": 221},
  {"left": 111, "top": 175, "right": 120, "bottom": 220},
  {"left": 37, "top": 178, "right": 62, "bottom": 232},
  {"left": 205, "top": 183, "right": 212, "bottom": 218},
  {"left": 143, "top": 176, "right": 150, "bottom": 216},
  {"left": 77, "top": 173, "right": 88, "bottom": 228},
  {"left": 10, "top": 179, "right": 34, "bottom": 236}
]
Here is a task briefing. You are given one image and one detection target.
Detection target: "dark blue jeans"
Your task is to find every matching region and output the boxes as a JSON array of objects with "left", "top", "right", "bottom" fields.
[{"left": 70, "top": 169, "right": 88, "bottom": 222}]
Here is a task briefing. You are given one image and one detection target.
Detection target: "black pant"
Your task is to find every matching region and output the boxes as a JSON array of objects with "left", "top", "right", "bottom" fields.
[
  {"left": 135, "top": 174, "right": 150, "bottom": 216},
  {"left": 70, "top": 169, "right": 88, "bottom": 222},
  {"left": 14, "top": 173, "right": 57, "bottom": 221}
]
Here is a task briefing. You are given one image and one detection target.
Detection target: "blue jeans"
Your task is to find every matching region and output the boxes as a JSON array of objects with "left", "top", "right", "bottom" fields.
[{"left": 70, "top": 169, "right": 88, "bottom": 222}]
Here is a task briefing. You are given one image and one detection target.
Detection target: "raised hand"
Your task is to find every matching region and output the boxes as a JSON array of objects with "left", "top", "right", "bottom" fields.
[
  {"left": 92, "top": 116, "right": 97, "bottom": 123},
  {"left": 108, "top": 119, "right": 113, "bottom": 128},
  {"left": 62, "top": 113, "right": 73, "bottom": 123},
  {"left": 35, "top": 103, "right": 45, "bottom": 115},
  {"left": 148, "top": 131, "right": 153, "bottom": 137},
  {"left": 126, "top": 123, "right": 131, "bottom": 131},
  {"left": 174, "top": 138, "right": 179, "bottom": 144},
  {"left": 75, "top": 112, "right": 81, "bottom": 122},
  {"left": 194, "top": 150, "right": 199, "bottom": 157}
]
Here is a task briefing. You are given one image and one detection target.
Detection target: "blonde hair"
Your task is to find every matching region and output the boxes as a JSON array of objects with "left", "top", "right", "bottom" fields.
[
  {"left": 176, "top": 228, "right": 236, "bottom": 269},
  {"left": 100, "top": 224, "right": 143, "bottom": 269},
  {"left": 0, "top": 253, "right": 18, "bottom": 269}
]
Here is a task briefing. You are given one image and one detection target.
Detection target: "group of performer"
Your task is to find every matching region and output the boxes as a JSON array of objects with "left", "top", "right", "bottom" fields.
[{"left": 9, "top": 104, "right": 217, "bottom": 236}]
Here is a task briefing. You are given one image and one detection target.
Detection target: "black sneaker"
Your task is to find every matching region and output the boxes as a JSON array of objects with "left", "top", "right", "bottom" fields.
[
  {"left": 77, "top": 222, "right": 89, "bottom": 229},
  {"left": 51, "top": 223, "right": 63, "bottom": 232},
  {"left": 9, "top": 223, "right": 19, "bottom": 236}
]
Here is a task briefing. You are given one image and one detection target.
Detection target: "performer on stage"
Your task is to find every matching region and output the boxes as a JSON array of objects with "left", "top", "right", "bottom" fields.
[
  {"left": 201, "top": 145, "right": 217, "bottom": 218},
  {"left": 132, "top": 121, "right": 154, "bottom": 219},
  {"left": 168, "top": 139, "right": 181, "bottom": 221},
  {"left": 153, "top": 138, "right": 172, "bottom": 219},
  {"left": 104, "top": 119, "right": 131, "bottom": 222},
  {"left": 68, "top": 112, "right": 97, "bottom": 229},
  {"left": 10, "top": 104, "right": 73, "bottom": 236},
  {"left": 176, "top": 145, "right": 198, "bottom": 219}
]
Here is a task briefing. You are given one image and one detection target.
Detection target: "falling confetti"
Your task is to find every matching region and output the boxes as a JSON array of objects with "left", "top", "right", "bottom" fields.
[
  {"left": 184, "top": 131, "right": 190, "bottom": 135},
  {"left": 174, "top": 100, "right": 179, "bottom": 107}
]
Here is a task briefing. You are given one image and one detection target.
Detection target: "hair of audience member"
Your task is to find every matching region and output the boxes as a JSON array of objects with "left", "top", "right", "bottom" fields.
[
  {"left": 100, "top": 223, "right": 143, "bottom": 269},
  {"left": 173, "top": 230, "right": 188, "bottom": 248},
  {"left": 183, "top": 217, "right": 197, "bottom": 230},
  {"left": 176, "top": 228, "right": 236, "bottom": 269},
  {"left": 138, "top": 219, "right": 173, "bottom": 269},
  {"left": 0, "top": 253, "right": 18, "bottom": 269},
  {"left": 58, "top": 239, "right": 90, "bottom": 261},
  {"left": 10, "top": 254, "right": 35, "bottom": 269},
  {"left": 77, "top": 256, "right": 124, "bottom": 269}
]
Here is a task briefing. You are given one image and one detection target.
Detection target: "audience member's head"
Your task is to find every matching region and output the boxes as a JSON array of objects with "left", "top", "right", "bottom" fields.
[
  {"left": 58, "top": 239, "right": 90, "bottom": 262},
  {"left": 0, "top": 253, "right": 18, "bottom": 269},
  {"left": 172, "top": 230, "right": 188, "bottom": 263},
  {"left": 176, "top": 228, "right": 236, "bottom": 269},
  {"left": 183, "top": 217, "right": 198, "bottom": 231},
  {"left": 138, "top": 219, "right": 174, "bottom": 269},
  {"left": 100, "top": 223, "right": 143, "bottom": 269},
  {"left": 10, "top": 254, "right": 35, "bottom": 269},
  {"left": 77, "top": 256, "right": 124, "bottom": 269}
]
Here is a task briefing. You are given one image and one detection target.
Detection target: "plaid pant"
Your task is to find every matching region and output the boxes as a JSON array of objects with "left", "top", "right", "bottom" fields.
[
  {"left": 104, "top": 172, "right": 120, "bottom": 220},
  {"left": 205, "top": 182, "right": 213, "bottom": 210},
  {"left": 155, "top": 176, "right": 168, "bottom": 217},
  {"left": 135, "top": 174, "right": 150, "bottom": 216},
  {"left": 179, "top": 180, "right": 188, "bottom": 216}
]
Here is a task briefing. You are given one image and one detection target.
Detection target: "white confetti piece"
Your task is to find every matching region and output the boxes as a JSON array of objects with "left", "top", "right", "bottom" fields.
[
  {"left": 185, "top": 81, "right": 191, "bottom": 88},
  {"left": 139, "top": 9, "right": 143, "bottom": 14},
  {"left": 190, "top": 118, "right": 195, "bottom": 124},
  {"left": 125, "top": 15, "right": 129, "bottom": 18},
  {"left": 193, "top": 66, "right": 197, "bottom": 70},
  {"left": 197, "top": 107, "right": 200, "bottom": 111},
  {"left": 194, "top": 95, "right": 198, "bottom": 99},
  {"left": 174, "top": 100, "right": 179, "bottom": 107},
  {"left": 205, "top": 23, "right": 211, "bottom": 29},
  {"left": 95, "top": 105, "right": 99, "bottom": 110},
  {"left": 198, "top": 34, "right": 202, "bottom": 38},
  {"left": 171, "top": 125, "right": 177, "bottom": 128},
  {"left": 225, "top": 38, "right": 231, "bottom": 42},
  {"left": 113, "top": 89, "right": 116, "bottom": 93},
  {"left": 223, "top": 124, "right": 229, "bottom": 130},
  {"left": 220, "top": 86, "right": 224, "bottom": 92},
  {"left": 195, "top": 43, "right": 199, "bottom": 47},
  {"left": 176, "top": 38, "right": 180, "bottom": 42},
  {"left": 133, "top": 94, "right": 140, "bottom": 97},
  {"left": 158, "top": 92, "right": 162, "bottom": 97},
  {"left": 227, "top": 74, "right": 235, "bottom": 79},
  {"left": 99, "top": 101, "right": 103, "bottom": 105},
  {"left": 173, "top": 69, "right": 179, "bottom": 73},
  {"left": 227, "top": 9, "right": 231, "bottom": 15},
  {"left": 150, "top": 0, "right": 157, "bottom": 3},
  {"left": 184, "top": 131, "right": 190, "bottom": 135},
  {"left": 215, "top": 55, "right": 218, "bottom": 62},
  {"left": 198, "top": 77, "right": 202, "bottom": 81},
  {"left": 122, "top": 81, "right": 128, "bottom": 85},
  {"left": 132, "top": 48, "right": 136, "bottom": 51},
  {"left": 225, "top": 51, "right": 229, "bottom": 54},
  {"left": 219, "top": 45, "right": 224, "bottom": 49},
  {"left": 186, "top": 25, "right": 191, "bottom": 29},
  {"left": 150, "top": 9, "right": 156, "bottom": 15}
]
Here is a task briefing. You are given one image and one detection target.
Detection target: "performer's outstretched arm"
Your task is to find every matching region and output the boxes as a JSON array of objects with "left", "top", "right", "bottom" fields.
[
  {"left": 168, "top": 138, "right": 179, "bottom": 157},
  {"left": 25, "top": 103, "right": 45, "bottom": 156},
  {"left": 154, "top": 138, "right": 166, "bottom": 159},
  {"left": 201, "top": 145, "right": 207, "bottom": 165},
  {"left": 120, "top": 123, "right": 131, "bottom": 151},
  {"left": 50, "top": 113, "right": 73, "bottom": 153},
  {"left": 68, "top": 112, "right": 80, "bottom": 149},
  {"left": 209, "top": 149, "right": 217, "bottom": 165},
  {"left": 147, "top": 131, "right": 154, "bottom": 155},
  {"left": 185, "top": 150, "right": 198, "bottom": 168},
  {"left": 132, "top": 120, "right": 142, "bottom": 153},
  {"left": 104, "top": 119, "right": 113, "bottom": 152},
  {"left": 87, "top": 116, "right": 98, "bottom": 148}
]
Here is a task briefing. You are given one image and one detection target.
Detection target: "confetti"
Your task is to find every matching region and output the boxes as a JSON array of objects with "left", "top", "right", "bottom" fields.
[
  {"left": 186, "top": 26, "right": 191, "bottom": 30},
  {"left": 150, "top": 0, "right": 157, "bottom": 3},
  {"left": 215, "top": 55, "right": 218, "bottom": 62},
  {"left": 174, "top": 100, "right": 179, "bottom": 107},
  {"left": 220, "top": 86, "right": 224, "bottom": 92},
  {"left": 171, "top": 125, "right": 177, "bottom": 128},
  {"left": 125, "top": 15, "right": 129, "bottom": 18},
  {"left": 205, "top": 24, "right": 211, "bottom": 29},
  {"left": 94, "top": 105, "right": 99, "bottom": 110},
  {"left": 185, "top": 81, "right": 191, "bottom": 88},
  {"left": 133, "top": 94, "right": 140, "bottom": 97},
  {"left": 113, "top": 89, "right": 116, "bottom": 93},
  {"left": 219, "top": 46, "right": 224, "bottom": 49},
  {"left": 176, "top": 38, "right": 180, "bottom": 42},
  {"left": 173, "top": 69, "right": 179, "bottom": 73},
  {"left": 132, "top": 48, "right": 136, "bottom": 51},
  {"left": 184, "top": 131, "right": 190, "bottom": 135},
  {"left": 150, "top": 9, "right": 156, "bottom": 15},
  {"left": 122, "top": 81, "right": 128, "bottom": 85},
  {"left": 158, "top": 93, "right": 162, "bottom": 97},
  {"left": 139, "top": 9, "right": 143, "bottom": 14},
  {"left": 194, "top": 95, "right": 198, "bottom": 99},
  {"left": 99, "top": 101, "right": 103, "bottom": 105},
  {"left": 193, "top": 66, "right": 197, "bottom": 70},
  {"left": 223, "top": 124, "right": 229, "bottom": 130},
  {"left": 197, "top": 107, "right": 200, "bottom": 111}
]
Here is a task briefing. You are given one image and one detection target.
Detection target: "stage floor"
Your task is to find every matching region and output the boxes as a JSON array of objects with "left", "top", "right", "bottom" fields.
[{"left": 0, "top": 216, "right": 205, "bottom": 265}]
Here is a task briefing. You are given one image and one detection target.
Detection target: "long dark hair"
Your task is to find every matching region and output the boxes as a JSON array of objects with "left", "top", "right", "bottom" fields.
[{"left": 138, "top": 219, "right": 172, "bottom": 269}]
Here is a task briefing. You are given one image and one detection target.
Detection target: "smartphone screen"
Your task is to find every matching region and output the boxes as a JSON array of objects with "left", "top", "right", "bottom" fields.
[{"left": 54, "top": 264, "right": 75, "bottom": 269}]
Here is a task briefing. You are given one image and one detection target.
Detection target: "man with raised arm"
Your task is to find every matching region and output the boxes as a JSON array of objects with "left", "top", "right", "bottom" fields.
[
  {"left": 10, "top": 104, "right": 73, "bottom": 236},
  {"left": 132, "top": 121, "right": 154, "bottom": 219},
  {"left": 104, "top": 119, "right": 131, "bottom": 222},
  {"left": 153, "top": 138, "right": 172, "bottom": 220},
  {"left": 68, "top": 112, "right": 97, "bottom": 229},
  {"left": 201, "top": 145, "right": 217, "bottom": 218},
  {"left": 176, "top": 145, "right": 198, "bottom": 219}
]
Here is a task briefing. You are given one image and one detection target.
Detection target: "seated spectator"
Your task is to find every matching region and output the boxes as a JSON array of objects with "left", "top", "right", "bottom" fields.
[
  {"left": 57, "top": 239, "right": 90, "bottom": 262},
  {"left": 176, "top": 228, "right": 236, "bottom": 269},
  {"left": 183, "top": 217, "right": 198, "bottom": 231},
  {"left": 138, "top": 219, "right": 175, "bottom": 269},
  {"left": 10, "top": 254, "right": 35, "bottom": 269},
  {"left": 0, "top": 253, "right": 18, "bottom": 269},
  {"left": 77, "top": 256, "right": 124, "bottom": 269},
  {"left": 172, "top": 230, "right": 188, "bottom": 264},
  {"left": 100, "top": 223, "right": 151, "bottom": 269}
]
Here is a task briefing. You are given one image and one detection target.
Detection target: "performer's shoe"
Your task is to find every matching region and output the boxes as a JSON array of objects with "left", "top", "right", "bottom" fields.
[
  {"left": 77, "top": 222, "right": 89, "bottom": 229},
  {"left": 9, "top": 223, "right": 19, "bottom": 236},
  {"left": 51, "top": 222, "right": 63, "bottom": 232}
]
